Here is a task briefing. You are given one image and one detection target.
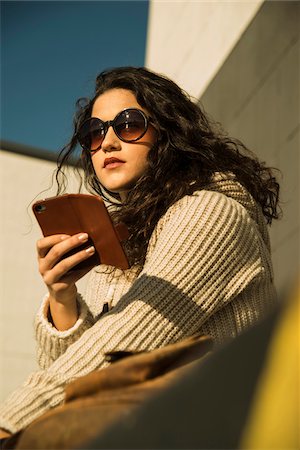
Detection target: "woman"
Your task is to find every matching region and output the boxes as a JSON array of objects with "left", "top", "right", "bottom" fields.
[{"left": 0, "top": 67, "right": 280, "bottom": 436}]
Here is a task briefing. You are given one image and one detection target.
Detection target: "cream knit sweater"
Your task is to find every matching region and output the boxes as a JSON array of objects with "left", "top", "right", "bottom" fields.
[{"left": 0, "top": 173, "right": 277, "bottom": 433}]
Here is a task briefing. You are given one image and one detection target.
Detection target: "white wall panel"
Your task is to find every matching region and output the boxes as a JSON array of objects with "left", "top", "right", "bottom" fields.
[
  {"left": 146, "top": 0, "right": 264, "bottom": 97},
  {"left": 0, "top": 150, "right": 89, "bottom": 400}
]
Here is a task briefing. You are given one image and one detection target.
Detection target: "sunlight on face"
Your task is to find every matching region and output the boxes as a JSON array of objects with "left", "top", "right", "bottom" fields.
[{"left": 90, "top": 89, "right": 156, "bottom": 201}]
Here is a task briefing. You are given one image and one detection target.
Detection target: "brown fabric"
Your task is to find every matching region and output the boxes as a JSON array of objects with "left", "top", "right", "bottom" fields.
[
  {"left": 66, "top": 333, "right": 212, "bottom": 401},
  {"left": 4, "top": 334, "right": 212, "bottom": 450}
]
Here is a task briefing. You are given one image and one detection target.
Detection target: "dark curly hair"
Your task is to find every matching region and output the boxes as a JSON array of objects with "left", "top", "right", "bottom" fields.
[{"left": 56, "top": 66, "right": 280, "bottom": 266}]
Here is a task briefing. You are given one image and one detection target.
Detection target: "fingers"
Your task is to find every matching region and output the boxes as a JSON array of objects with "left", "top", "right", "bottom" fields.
[
  {"left": 37, "top": 233, "right": 88, "bottom": 263},
  {"left": 37, "top": 233, "right": 95, "bottom": 285},
  {"left": 37, "top": 234, "right": 71, "bottom": 258},
  {"left": 42, "top": 245, "right": 95, "bottom": 286}
]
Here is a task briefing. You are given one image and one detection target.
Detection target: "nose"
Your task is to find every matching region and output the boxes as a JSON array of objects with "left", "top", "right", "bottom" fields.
[{"left": 101, "top": 125, "right": 121, "bottom": 153}]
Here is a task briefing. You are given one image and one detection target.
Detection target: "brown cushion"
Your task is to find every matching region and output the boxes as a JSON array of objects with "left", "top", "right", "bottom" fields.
[{"left": 6, "top": 334, "right": 212, "bottom": 450}]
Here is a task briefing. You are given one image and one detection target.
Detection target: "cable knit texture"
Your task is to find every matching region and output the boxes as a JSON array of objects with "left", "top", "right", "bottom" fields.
[{"left": 0, "top": 173, "right": 277, "bottom": 433}]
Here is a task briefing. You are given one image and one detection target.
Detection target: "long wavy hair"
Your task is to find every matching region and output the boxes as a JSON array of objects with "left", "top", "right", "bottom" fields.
[{"left": 56, "top": 66, "right": 280, "bottom": 266}]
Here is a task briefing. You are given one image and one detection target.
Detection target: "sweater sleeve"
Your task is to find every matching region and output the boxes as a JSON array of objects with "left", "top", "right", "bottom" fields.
[
  {"left": 35, "top": 293, "right": 96, "bottom": 369},
  {"left": 0, "top": 191, "right": 269, "bottom": 433}
]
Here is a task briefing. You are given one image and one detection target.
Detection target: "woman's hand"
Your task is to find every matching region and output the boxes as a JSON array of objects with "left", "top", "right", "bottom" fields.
[{"left": 37, "top": 233, "right": 95, "bottom": 330}]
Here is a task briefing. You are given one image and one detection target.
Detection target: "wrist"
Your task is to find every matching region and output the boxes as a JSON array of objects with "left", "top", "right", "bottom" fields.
[
  {"left": 48, "top": 293, "right": 79, "bottom": 331},
  {"left": 48, "top": 285, "right": 77, "bottom": 306},
  {"left": 37, "top": 293, "right": 90, "bottom": 336}
]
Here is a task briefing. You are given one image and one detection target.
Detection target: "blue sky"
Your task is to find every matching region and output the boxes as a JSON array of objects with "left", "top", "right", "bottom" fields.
[{"left": 1, "top": 1, "right": 149, "bottom": 155}]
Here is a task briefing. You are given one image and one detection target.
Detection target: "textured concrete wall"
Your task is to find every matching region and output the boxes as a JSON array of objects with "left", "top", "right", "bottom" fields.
[
  {"left": 0, "top": 150, "right": 88, "bottom": 400},
  {"left": 200, "top": 1, "right": 299, "bottom": 295},
  {"left": 146, "top": 0, "right": 264, "bottom": 97}
]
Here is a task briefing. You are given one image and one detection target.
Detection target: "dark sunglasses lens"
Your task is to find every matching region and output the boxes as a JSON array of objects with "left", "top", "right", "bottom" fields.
[
  {"left": 115, "top": 110, "right": 147, "bottom": 142},
  {"left": 79, "top": 119, "right": 105, "bottom": 151}
]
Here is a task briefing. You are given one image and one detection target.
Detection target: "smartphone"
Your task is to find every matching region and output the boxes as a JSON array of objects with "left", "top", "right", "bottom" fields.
[{"left": 32, "top": 194, "right": 130, "bottom": 271}]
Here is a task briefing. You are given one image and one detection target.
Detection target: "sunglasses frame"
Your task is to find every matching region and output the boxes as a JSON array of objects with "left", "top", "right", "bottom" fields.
[{"left": 77, "top": 108, "right": 151, "bottom": 152}]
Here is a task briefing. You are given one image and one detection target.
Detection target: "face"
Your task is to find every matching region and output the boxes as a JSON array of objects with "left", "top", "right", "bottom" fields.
[{"left": 90, "top": 88, "right": 156, "bottom": 201}]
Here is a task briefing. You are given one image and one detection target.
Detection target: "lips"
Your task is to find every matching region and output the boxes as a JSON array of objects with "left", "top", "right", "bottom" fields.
[{"left": 103, "top": 157, "right": 125, "bottom": 168}]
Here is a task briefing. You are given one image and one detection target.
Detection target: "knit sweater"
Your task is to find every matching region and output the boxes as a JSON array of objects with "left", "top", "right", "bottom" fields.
[{"left": 0, "top": 173, "right": 277, "bottom": 433}]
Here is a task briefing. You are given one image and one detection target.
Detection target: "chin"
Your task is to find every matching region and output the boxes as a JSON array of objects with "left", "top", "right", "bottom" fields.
[{"left": 101, "top": 179, "right": 138, "bottom": 195}]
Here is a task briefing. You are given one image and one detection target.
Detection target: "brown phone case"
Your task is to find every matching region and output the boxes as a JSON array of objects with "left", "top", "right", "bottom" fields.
[{"left": 32, "top": 194, "right": 130, "bottom": 271}]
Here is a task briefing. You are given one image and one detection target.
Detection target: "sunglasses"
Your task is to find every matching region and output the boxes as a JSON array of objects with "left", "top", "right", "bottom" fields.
[{"left": 77, "top": 108, "right": 152, "bottom": 152}]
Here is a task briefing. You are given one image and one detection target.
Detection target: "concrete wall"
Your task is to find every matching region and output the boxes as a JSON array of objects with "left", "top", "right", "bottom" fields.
[
  {"left": 0, "top": 150, "right": 88, "bottom": 400},
  {"left": 146, "top": 0, "right": 264, "bottom": 97}
]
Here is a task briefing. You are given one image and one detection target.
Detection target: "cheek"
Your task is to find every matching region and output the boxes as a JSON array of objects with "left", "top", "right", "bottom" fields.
[
  {"left": 91, "top": 153, "right": 104, "bottom": 177},
  {"left": 135, "top": 149, "right": 150, "bottom": 173}
]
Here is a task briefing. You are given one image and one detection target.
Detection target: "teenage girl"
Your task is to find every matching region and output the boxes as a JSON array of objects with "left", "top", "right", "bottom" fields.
[{"left": 0, "top": 67, "right": 280, "bottom": 436}]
